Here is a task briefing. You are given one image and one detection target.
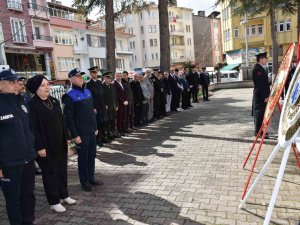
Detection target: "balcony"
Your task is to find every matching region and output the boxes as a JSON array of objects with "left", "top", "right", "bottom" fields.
[
  {"left": 170, "top": 43, "right": 185, "bottom": 50},
  {"left": 115, "top": 22, "right": 126, "bottom": 30},
  {"left": 32, "top": 34, "right": 53, "bottom": 49},
  {"left": 28, "top": 3, "right": 50, "bottom": 20},
  {"left": 116, "top": 48, "right": 133, "bottom": 55},
  {"left": 12, "top": 35, "right": 27, "bottom": 43},
  {"left": 171, "top": 58, "right": 185, "bottom": 64},
  {"left": 169, "top": 15, "right": 183, "bottom": 23},
  {"left": 170, "top": 29, "right": 184, "bottom": 36},
  {"left": 7, "top": 0, "right": 23, "bottom": 12}
]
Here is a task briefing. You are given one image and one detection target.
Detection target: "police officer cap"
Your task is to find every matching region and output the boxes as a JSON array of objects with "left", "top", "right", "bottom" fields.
[
  {"left": 68, "top": 68, "right": 85, "bottom": 78},
  {"left": 88, "top": 66, "right": 99, "bottom": 72},
  {"left": 256, "top": 52, "right": 267, "bottom": 61},
  {"left": 0, "top": 68, "right": 18, "bottom": 81},
  {"left": 103, "top": 71, "right": 112, "bottom": 77}
]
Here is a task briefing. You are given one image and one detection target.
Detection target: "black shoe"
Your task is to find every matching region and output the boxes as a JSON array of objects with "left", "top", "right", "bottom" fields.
[
  {"left": 206, "top": 99, "right": 210, "bottom": 101},
  {"left": 82, "top": 183, "right": 92, "bottom": 192},
  {"left": 89, "top": 180, "right": 104, "bottom": 186},
  {"left": 102, "top": 138, "right": 111, "bottom": 143},
  {"left": 113, "top": 133, "right": 121, "bottom": 138},
  {"left": 123, "top": 129, "right": 130, "bottom": 134},
  {"left": 97, "top": 141, "right": 103, "bottom": 147}
]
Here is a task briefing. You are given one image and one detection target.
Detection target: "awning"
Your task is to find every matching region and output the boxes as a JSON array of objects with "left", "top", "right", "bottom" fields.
[{"left": 220, "top": 63, "right": 240, "bottom": 72}]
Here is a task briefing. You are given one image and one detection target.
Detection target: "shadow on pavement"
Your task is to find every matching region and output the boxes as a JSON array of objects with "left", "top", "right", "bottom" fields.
[{"left": 96, "top": 152, "right": 148, "bottom": 166}]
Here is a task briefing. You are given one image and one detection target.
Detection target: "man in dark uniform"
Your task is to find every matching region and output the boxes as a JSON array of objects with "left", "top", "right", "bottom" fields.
[
  {"left": 122, "top": 71, "right": 134, "bottom": 132},
  {"left": 153, "top": 70, "right": 164, "bottom": 119},
  {"left": 252, "top": 52, "right": 270, "bottom": 138},
  {"left": 86, "top": 66, "right": 110, "bottom": 146},
  {"left": 200, "top": 67, "right": 210, "bottom": 101},
  {"left": 102, "top": 72, "right": 120, "bottom": 139},
  {"left": 187, "top": 66, "right": 200, "bottom": 103},
  {"left": 131, "top": 73, "right": 144, "bottom": 127},
  {"left": 62, "top": 68, "right": 103, "bottom": 192}
]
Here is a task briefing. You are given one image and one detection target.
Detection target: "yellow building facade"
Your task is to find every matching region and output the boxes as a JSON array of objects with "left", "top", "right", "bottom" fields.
[{"left": 220, "top": 0, "right": 298, "bottom": 66}]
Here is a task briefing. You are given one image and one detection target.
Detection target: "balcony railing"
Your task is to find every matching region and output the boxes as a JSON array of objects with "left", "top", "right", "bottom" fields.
[
  {"left": 7, "top": 0, "right": 23, "bottom": 11},
  {"left": 27, "top": 3, "right": 49, "bottom": 12},
  {"left": 13, "top": 35, "right": 27, "bottom": 43},
  {"left": 33, "top": 34, "right": 53, "bottom": 41}
]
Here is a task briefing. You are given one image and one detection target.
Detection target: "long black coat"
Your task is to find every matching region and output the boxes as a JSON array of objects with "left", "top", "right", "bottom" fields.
[
  {"left": 28, "top": 95, "right": 68, "bottom": 162},
  {"left": 252, "top": 63, "right": 270, "bottom": 117},
  {"left": 121, "top": 78, "right": 134, "bottom": 105},
  {"left": 187, "top": 72, "right": 200, "bottom": 90},
  {"left": 131, "top": 80, "right": 144, "bottom": 106},
  {"left": 153, "top": 76, "right": 164, "bottom": 107},
  {"left": 86, "top": 79, "right": 109, "bottom": 123},
  {"left": 103, "top": 82, "right": 118, "bottom": 120}
]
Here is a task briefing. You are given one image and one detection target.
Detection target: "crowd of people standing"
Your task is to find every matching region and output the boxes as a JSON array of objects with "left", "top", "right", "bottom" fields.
[{"left": 0, "top": 65, "right": 211, "bottom": 224}]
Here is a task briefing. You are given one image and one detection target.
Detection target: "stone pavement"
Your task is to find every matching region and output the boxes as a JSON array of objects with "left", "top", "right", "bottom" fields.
[{"left": 1, "top": 88, "right": 300, "bottom": 225}]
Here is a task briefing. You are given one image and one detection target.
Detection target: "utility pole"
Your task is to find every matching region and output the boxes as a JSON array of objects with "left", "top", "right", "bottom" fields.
[{"left": 244, "top": 12, "right": 249, "bottom": 67}]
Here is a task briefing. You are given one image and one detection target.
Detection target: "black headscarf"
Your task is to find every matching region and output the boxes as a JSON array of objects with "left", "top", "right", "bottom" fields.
[{"left": 26, "top": 75, "right": 47, "bottom": 94}]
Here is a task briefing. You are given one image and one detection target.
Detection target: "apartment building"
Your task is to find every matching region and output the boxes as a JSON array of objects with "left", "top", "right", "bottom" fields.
[
  {"left": 0, "top": 0, "right": 52, "bottom": 77},
  {"left": 220, "top": 0, "right": 298, "bottom": 67},
  {"left": 115, "top": 3, "right": 195, "bottom": 72},
  {"left": 193, "top": 11, "right": 223, "bottom": 67}
]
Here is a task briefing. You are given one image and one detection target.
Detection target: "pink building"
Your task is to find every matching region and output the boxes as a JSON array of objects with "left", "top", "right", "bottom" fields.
[{"left": 0, "top": 0, "right": 53, "bottom": 77}]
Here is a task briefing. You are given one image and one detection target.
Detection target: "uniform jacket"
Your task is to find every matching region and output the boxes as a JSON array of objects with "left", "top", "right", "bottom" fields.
[
  {"left": 200, "top": 72, "right": 210, "bottom": 86},
  {"left": 103, "top": 82, "right": 118, "bottom": 120},
  {"left": 62, "top": 84, "right": 97, "bottom": 138},
  {"left": 0, "top": 94, "right": 36, "bottom": 168},
  {"left": 187, "top": 72, "right": 200, "bottom": 89},
  {"left": 86, "top": 79, "right": 109, "bottom": 123},
  {"left": 252, "top": 63, "right": 270, "bottom": 117}
]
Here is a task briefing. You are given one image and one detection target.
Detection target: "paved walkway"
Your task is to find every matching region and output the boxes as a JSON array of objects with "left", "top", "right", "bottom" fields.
[{"left": 1, "top": 88, "right": 300, "bottom": 225}]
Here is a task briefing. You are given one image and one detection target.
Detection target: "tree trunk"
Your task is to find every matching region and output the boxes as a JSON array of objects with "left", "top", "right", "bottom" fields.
[
  {"left": 158, "top": 0, "right": 170, "bottom": 71},
  {"left": 105, "top": 0, "right": 116, "bottom": 73},
  {"left": 269, "top": 4, "right": 278, "bottom": 75},
  {"left": 298, "top": 0, "right": 300, "bottom": 40}
]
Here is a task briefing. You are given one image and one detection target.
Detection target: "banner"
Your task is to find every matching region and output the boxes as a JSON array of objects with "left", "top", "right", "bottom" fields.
[
  {"left": 263, "top": 43, "right": 295, "bottom": 124},
  {"left": 278, "top": 62, "right": 300, "bottom": 148}
]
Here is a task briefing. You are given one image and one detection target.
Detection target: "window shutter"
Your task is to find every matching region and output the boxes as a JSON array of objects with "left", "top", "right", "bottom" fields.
[{"left": 87, "top": 34, "right": 91, "bottom": 47}]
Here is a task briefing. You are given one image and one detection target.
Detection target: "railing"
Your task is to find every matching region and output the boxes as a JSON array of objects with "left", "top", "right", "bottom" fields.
[
  {"left": 7, "top": 0, "right": 23, "bottom": 11},
  {"left": 50, "top": 85, "right": 68, "bottom": 103},
  {"left": 27, "top": 3, "right": 48, "bottom": 12},
  {"left": 32, "top": 34, "right": 53, "bottom": 41},
  {"left": 13, "top": 35, "right": 27, "bottom": 43},
  {"left": 170, "top": 29, "right": 185, "bottom": 33}
]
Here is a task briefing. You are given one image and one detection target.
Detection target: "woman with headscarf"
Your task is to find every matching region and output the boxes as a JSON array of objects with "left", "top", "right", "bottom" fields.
[{"left": 26, "top": 75, "right": 76, "bottom": 213}]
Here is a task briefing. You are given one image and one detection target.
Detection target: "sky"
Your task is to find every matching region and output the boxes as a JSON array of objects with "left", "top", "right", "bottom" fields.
[{"left": 61, "top": 0, "right": 220, "bottom": 19}]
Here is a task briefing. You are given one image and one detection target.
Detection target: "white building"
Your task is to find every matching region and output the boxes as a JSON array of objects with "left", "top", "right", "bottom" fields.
[
  {"left": 73, "top": 22, "right": 133, "bottom": 73},
  {"left": 115, "top": 4, "right": 195, "bottom": 71}
]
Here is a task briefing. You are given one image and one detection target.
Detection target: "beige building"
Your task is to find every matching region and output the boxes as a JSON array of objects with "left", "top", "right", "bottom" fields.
[{"left": 115, "top": 4, "right": 195, "bottom": 72}]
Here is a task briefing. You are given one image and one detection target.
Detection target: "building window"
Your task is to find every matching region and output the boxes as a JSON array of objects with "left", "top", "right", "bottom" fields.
[
  {"left": 58, "top": 57, "right": 80, "bottom": 71},
  {"left": 54, "top": 31, "right": 74, "bottom": 45},
  {"left": 251, "top": 25, "right": 256, "bottom": 36},
  {"left": 246, "top": 26, "right": 249, "bottom": 36},
  {"left": 155, "top": 53, "right": 159, "bottom": 60},
  {"left": 186, "top": 25, "right": 191, "bottom": 32},
  {"left": 144, "top": 54, "right": 147, "bottom": 61},
  {"left": 151, "top": 53, "right": 154, "bottom": 60},
  {"left": 129, "top": 41, "right": 136, "bottom": 49},
  {"left": 116, "top": 59, "right": 124, "bottom": 69},
  {"left": 286, "top": 20, "right": 291, "bottom": 31},
  {"left": 150, "top": 39, "right": 158, "bottom": 47},
  {"left": 257, "top": 24, "right": 263, "bottom": 35},
  {"left": 7, "top": 0, "right": 23, "bottom": 11},
  {"left": 170, "top": 25, "right": 175, "bottom": 32},
  {"left": 187, "top": 38, "right": 192, "bottom": 45},
  {"left": 89, "top": 58, "right": 107, "bottom": 69},
  {"left": 171, "top": 52, "right": 178, "bottom": 59},
  {"left": 86, "top": 34, "right": 106, "bottom": 48},
  {"left": 168, "top": 11, "right": 174, "bottom": 17},
  {"left": 10, "top": 18, "right": 27, "bottom": 43},
  {"left": 279, "top": 21, "right": 284, "bottom": 32},
  {"left": 140, "top": 12, "right": 143, "bottom": 20},
  {"left": 278, "top": 45, "right": 283, "bottom": 56},
  {"left": 49, "top": 8, "right": 84, "bottom": 22},
  {"left": 142, "top": 40, "right": 145, "bottom": 48},
  {"left": 171, "top": 38, "right": 177, "bottom": 45},
  {"left": 234, "top": 28, "right": 239, "bottom": 38},
  {"left": 148, "top": 25, "right": 156, "bottom": 33},
  {"left": 141, "top": 26, "right": 144, "bottom": 34}
]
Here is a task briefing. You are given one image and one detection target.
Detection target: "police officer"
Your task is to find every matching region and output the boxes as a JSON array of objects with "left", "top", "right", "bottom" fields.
[
  {"left": 252, "top": 52, "right": 270, "bottom": 138},
  {"left": 62, "top": 68, "right": 103, "bottom": 192},
  {"left": 0, "top": 68, "right": 36, "bottom": 225},
  {"left": 86, "top": 66, "right": 109, "bottom": 146}
]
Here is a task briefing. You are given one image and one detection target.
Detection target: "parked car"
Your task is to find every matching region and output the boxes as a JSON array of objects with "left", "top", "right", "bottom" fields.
[{"left": 220, "top": 70, "right": 240, "bottom": 82}]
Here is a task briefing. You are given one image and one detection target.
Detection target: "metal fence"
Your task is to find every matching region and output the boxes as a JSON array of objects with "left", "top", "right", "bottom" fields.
[{"left": 50, "top": 85, "right": 68, "bottom": 103}]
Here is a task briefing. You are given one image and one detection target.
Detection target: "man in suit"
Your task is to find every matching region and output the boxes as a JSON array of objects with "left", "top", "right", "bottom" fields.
[
  {"left": 86, "top": 66, "right": 110, "bottom": 146},
  {"left": 200, "top": 67, "right": 210, "bottom": 101},
  {"left": 252, "top": 52, "right": 270, "bottom": 138},
  {"left": 169, "top": 68, "right": 180, "bottom": 112},
  {"left": 112, "top": 72, "right": 128, "bottom": 135},
  {"left": 122, "top": 71, "right": 134, "bottom": 132},
  {"left": 131, "top": 73, "right": 144, "bottom": 128},
  {"left": 144, "top": 68, "right": 155, "bottom": 122},
  {"left": 187, "top": 66, "right": 200, "bottom": 103}
]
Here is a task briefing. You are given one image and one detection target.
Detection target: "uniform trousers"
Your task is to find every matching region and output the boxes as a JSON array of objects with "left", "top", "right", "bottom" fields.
[
  {"left": 165, "top": 94, "right": 172, "bottom": 112},
  {"left": 192, "top": 88, "right": 199, "bottom": 102},
  {"left": 134, "top": 104, "right": 143, "bottom": 126},
  {"left": 142, "top": 101, "right": 149, "bottom": 124},
  {"left": 254, "top": 102, "right": 267, "bottom": 133},
  {"left": 1, "top": 160, "right": 35, "bottom": 225},
  {"left": 37, "top": 156, "right": 69, "bottom": 205},
  {"left": 76, "top": 133, "right": 96, "bottom": 185},
  {"left": 126, "top": 102, "right": 134, "bottom": 129},
  {"left": 181, "top": 91, "right": 189, "bottom": 109},
  {"left": 148, "top": 98, "right": 154, "bottom": 120},
  {"left": 202, "top": 85, "right": 209, "bottom": 100}
]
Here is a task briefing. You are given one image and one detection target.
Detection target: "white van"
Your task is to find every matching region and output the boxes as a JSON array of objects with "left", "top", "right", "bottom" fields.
[{"left": 220, "top": 70, "right": 240, "bottom": 82}]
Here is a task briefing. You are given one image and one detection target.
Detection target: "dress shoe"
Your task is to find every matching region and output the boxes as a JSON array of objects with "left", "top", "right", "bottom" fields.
[
  {"left": 102, "top": 138, "right": 111, "bottom": 144},
  {"left": 50, "top": 203, "right": 66, "bottom": 212},
  {"left": 89, "top": 180, "right": 104, "bottom": 186},
  {"left": 123, "top": 129, "right": 130, "bottom": 133},
  {"left": 60, "top": 197, "right": 76, "bottom": 205},
  {"left": 113, "top": 133, "right": 121, "bottom": 138},
  {"left": 81, "top": 184, "right": 92, "bottom": 192}
]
